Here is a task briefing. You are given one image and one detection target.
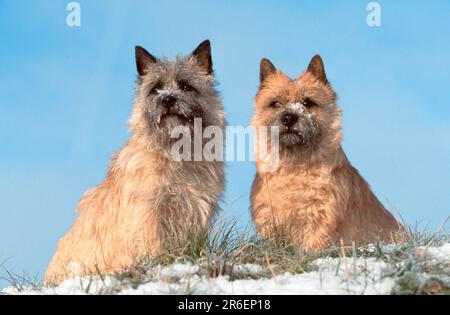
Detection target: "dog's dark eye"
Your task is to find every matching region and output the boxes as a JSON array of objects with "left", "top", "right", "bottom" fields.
[
  {"left": 269, "top": 101, "right": 281, "bottom": 108},
  {"left": 149, "top": 82, "right": 162, "bottom": 95},
  {"left": 179, "top": 81, "right": 196, "bottom": 93},
  {"left": 302, "top": 98, "right": 317, "bottom": 108}
]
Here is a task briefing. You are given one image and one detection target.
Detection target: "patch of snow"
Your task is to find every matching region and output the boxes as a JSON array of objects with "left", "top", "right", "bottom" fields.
[
  {"left": 3, "top": 244, "right": 449, "bottom": 295},
  {"left": 418, "top": 243, "right": 450, "bottom": 261},
  {"left": 119, "top": 257, "right": 395, "bottom": 295},
  {"left": 152, "top": 263, "right": 200, "bottom": 279},
  {"left": 232, "top": 264, "right": 265, "bottom": 275},
  {"left": 2, "top": 276, "right": 116, "bottom": 295},
  {"left": 289, "top": 102, "right": 305, "bottom": 113}
]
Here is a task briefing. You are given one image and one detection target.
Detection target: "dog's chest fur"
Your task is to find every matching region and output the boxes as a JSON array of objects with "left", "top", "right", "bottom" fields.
[
  {"left": 252, "top": 162, "right": 344, "bottom": 230},
  {"left": 112, "top": 137, "right": 224, "bottom": 236},
  {"left": 251, "top": 150, "right": 399, "bottom": 250}
]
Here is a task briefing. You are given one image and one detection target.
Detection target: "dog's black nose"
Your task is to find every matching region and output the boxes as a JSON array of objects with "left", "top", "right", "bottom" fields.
[
  {"left": 281, "top": 113, "right": 299, "bottom": 128},
  {"left": 161, "top": 95, "right": 176, "bottom": 108}
]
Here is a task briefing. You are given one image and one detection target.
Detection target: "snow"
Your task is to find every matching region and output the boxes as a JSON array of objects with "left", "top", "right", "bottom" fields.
[
  {"left": 289, "top": 102, "right": 305, "bottom": 112},
  {"left": 165, "top": 257, "right": 395, "bottom": 295},
  {"left": 419, "top": 243, "right": 450, "bottom": 261},
  {"left": 153, "top": 263, "right": 200, "bottom": 278},
  {"left": 3, "top": 243, "right": 449, "bottom": 295}
]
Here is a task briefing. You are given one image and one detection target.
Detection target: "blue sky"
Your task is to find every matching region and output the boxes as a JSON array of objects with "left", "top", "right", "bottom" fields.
[{"left": 0, "top": 0, "right": 449, "bottom": 288}]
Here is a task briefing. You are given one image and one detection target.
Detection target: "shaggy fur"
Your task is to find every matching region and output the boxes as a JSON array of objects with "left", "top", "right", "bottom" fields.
[
  {"left": 251, "top": 56, "right": 400, "bottom": 251},
  {"left": 45, "top": 40, "right": 225, "bottom": 285}
]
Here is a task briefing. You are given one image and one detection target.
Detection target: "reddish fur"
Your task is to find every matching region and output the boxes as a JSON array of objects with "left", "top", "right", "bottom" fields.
[{"left": 251, "top": 65, "right": 400, "bottom": 251}]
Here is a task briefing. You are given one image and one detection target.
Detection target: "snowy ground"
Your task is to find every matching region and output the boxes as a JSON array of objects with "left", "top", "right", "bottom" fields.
[{"left": 3, "top": 243, "right": 449, "bottom": 295}]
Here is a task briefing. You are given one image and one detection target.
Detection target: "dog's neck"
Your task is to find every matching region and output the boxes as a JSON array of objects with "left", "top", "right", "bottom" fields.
[
  {"left": 118, "top": 134, "right": 221, "bottom": 174},
  {"left": 258, "top": 144, "right": 348, "bottom": 176}
]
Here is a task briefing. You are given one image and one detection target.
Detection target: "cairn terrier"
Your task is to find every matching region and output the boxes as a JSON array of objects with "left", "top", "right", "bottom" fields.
[
  {"left": 45, "top": 40, "right": 225, "bottom": 285},
  {"left": 251, "top": 55, "right": 400, "bottom": 251}
]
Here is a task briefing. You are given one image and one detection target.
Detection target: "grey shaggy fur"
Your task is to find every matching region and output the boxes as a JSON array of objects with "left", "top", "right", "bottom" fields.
[{"left": 130, "top": 55, "right": 225, "bottom": 154}]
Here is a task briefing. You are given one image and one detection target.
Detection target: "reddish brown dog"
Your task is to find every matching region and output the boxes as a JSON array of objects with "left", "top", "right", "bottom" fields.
[{"left": 251, "top": 56, "right": 400, "bottom": 251}]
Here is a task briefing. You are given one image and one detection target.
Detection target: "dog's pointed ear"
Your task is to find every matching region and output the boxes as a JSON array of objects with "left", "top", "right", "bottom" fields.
[
  {"left": 260, "top": 58, "right": 277, "bottom": 85},
  {"left": 191, "top": 40, "right": 213, "bottom": 75},
  {"left": 135, "top": 46, "right": 157, "bottom": 76},
  {"left": 307, "top": 55, "right": 328, "bottom": 84}
]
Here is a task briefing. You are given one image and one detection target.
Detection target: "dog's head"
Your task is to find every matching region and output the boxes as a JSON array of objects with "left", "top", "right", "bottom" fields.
[
  {"left": 252, "top": 55, "right": 342, "bottom": 158},
  {"left": 130, "top": 40, "right": 224, "bottom": 148}
]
